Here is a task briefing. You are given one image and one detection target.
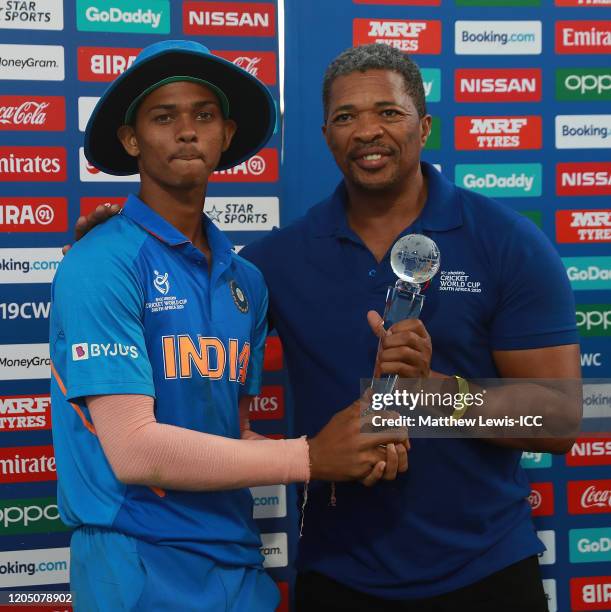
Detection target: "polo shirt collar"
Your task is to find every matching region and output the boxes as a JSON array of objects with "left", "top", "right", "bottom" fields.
[
  {"left": 122, "top": 193, "right": 233, "bottom": 256},
  {"left": 311, "top": 161, "right": 462, "bottom": 237}
]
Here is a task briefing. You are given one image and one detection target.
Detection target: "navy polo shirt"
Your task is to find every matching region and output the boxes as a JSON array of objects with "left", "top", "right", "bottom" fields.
[
  {"left": 51, "top": 194, "right": 268, "bottom": 568},
  {"left": 241, "top": 162, "right": 578, "bottom": 599}
]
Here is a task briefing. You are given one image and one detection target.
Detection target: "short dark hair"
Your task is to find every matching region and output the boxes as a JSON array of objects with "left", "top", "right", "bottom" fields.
[{"left": 322, "top": 44, "right": 427, "bottom": 120}]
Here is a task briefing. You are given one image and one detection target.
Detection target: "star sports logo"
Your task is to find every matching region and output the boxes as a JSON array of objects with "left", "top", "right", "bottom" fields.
[
  {"left": 183, "top": 2, "right": 275, "bottom": 36},
  {"left": 455, "top": 116, "right": 542, "bottom": 150},
  {"left": 353, "top": 19, "right": 441, "bottom": 53},
  {"left": 557, "top": 162, "right": 611, "bottom": 196},
  {"left": 455, "top": 69, "right": 541, "bottom": 102}
]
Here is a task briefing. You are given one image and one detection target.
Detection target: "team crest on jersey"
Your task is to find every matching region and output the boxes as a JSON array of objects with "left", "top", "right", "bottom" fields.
[
  {"left": 153, "top": 270, "right": 170, "bottom": 295},
  {"left": 229, "top": 280, "right": 249, "bottom": 313}
]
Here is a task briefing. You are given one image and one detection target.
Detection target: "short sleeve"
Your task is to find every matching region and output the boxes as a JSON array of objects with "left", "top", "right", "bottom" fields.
[
  {"left": 490, "top": 217, "right": 579, "bottom": 350},
  {"left": 242, "top": 284, "right": 269, "bottom": 397},
  {"left": 52, "top": 248, "right": 155, "bottom": 401}
]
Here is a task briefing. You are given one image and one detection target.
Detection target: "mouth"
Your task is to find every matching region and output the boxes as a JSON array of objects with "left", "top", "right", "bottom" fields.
[
  {"left": 351, "top": 148, "right": 393, "bottom": 170},
  {"left": 171, "top": 152, "right": 204, "bottom": 162}
]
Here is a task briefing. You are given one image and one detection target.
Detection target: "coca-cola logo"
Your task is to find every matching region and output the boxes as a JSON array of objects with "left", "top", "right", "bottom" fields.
[
  {"left": 232, "top": 56, "right": 260, "bottom": 77},
  {"left": 0, "top": 96, "right": 65, "bottom": 131},
  {"left": 581, "top": 485, "right": 611, "bottom": 509},
  {"left": 213, "top": 51, "right": 276, "bottom": 85},
  {"left": 528, "top": 490, "right": 542, "bottom": 509}
]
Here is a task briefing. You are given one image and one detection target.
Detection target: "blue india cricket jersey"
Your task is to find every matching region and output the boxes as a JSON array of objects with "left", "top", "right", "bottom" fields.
[{"left": 50, "top": 194, "right": 268, "bottom": 567}]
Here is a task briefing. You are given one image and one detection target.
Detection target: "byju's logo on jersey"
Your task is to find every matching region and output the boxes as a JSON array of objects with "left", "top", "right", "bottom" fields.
[
  {"left": 71, "top": 342, "right": 138, "bottom": 361},
  {"left": 353, "top": 19, "right": 441, "bottom": 53},
  {"left": 153, "top": 270, "right": 169, "bottom": 295},
  {"left": 229, "top": 280, "right": 249, "bottom": 313}
]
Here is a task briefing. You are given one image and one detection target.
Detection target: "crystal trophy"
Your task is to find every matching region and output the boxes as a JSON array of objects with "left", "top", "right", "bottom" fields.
[{"left": 371, "top": 234, "right": 440, "bottom": 397}]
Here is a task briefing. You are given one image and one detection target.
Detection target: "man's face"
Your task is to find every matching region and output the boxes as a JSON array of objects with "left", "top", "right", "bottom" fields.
[
  {"left": 323, "top": 69, "right": 431, "bottom": 192},
  {"left": 117, "top": 80, "right": 236, "bottom": 190}
]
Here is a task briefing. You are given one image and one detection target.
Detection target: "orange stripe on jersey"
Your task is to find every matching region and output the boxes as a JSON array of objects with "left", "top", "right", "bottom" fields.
[{"left": 50, "top": 361, "right": 96, "bottom": 435}]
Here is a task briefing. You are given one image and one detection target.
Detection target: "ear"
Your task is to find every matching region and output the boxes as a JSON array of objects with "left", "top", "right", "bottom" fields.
[
  {"left": 419, "top": 115, "right": 432, "bottom": 148},
  {"left": 117, "top": 125, "right": 139, "bottom": 158},
  {"left": 221, "top": 119, "right": 238, "bottom": 153},
  {"left": 321, "top": 123, "right": 327, "bottom": 138}
]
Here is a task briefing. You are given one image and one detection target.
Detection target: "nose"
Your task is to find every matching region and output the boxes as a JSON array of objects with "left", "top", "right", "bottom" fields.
[
  {"left": 353, "top": 112, "right": 384, "bottom": 143},
  {"left": 175, "top": 113, "right": 197, "bottom": 143}
]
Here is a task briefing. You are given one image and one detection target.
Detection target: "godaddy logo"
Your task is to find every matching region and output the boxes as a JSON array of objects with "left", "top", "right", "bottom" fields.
[
  {"left": 557, "top": 69, "right": 611, "bottom": 101},
  {"left": 564, "top": 257, "right": 611, "bottom": 290},
  {"left": 0, "top": 498, "right": 67, "bottom": 535},
  {"left": 77, "top": 0, "right": 169, "bottom": 34},
  {"left": 576, "top": 305, "right": 611, "bottom": 336}
]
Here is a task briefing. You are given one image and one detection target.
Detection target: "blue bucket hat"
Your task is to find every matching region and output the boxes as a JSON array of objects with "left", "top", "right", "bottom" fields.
[{"left": 84, "top": 40, "right": 276, "bottom": 175}]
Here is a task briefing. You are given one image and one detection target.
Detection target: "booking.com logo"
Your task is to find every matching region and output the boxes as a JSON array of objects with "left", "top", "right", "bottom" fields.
[
  {"left": 0, "top": 258, "right": 60, "bottom": 274},
  {"left": 461, "top": 30, "right": 535, "bottom": 45},
  {"left": 0, "top": 558, "right": 66, "bottom": 577}
]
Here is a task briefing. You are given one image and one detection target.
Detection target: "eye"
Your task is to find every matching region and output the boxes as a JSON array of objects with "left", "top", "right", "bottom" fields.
[
  {"left": 381, "top": 109, "right": 401, "bottom": 118},
  {"left": 332, "top": 113, "right": 353, "bottom": 124},
  {"left": 196, "top": 110, "right": 214, "bottom": 121},
  {"left": 153, "top": 113, "right": 172, "bottom": 124}
]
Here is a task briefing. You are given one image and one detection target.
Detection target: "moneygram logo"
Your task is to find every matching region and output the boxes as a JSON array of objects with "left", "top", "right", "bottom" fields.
[
  {"left": 250, "top": 485, "right": 286, "bottom": 519},
  {"left": 557, "top": 162, "right": 611, "bottom": 196},
  {"left": 77, "top": 0, "right": 169, "bottom": 34},
  {"left": 71, "top": 342, "right": 139, "bottom": 361},
  {"left": 79, "top": 147, "right": 138, "bottom": 183},
  {"left": 568, "top": 479, "right": 611, "bottom": 514},
  {"left": 77, "top": 46, "right": 140, "bottom": 82},
  {"left": 0, "top": 0, "right": 63, "bottom": 30},
  {"left": 0, "top": 44, "right": 64, "bottom": 81},
  {"left": 455, "top": 69, "right": 541, "bottom": 102},
  {"left": 249, "top": 386, "right": 284, "bottom": 420},
  {"left": 210, "top": 149, "right": 278, "bottom": 183},
  {"left": 455, "top": 21, "right": 542, "bottom": 55},
  {"left": 0, "top": 147, "right": 65, "bottom": 182},
  {"left": 455, "top": 116, "right": 541, "bottom": 150},
  {"left": 0, "top": 547, "right": 69, "bottom": 588},
  {"left": 556, "top": 115, "right": 611, "bottom": 149},
  {"left": 556, "top": 69, "right": 611, "bottom": 101},
  {"left": 0, "top": 96, "right": 64, "bottom": 131},
  {"left": 0, "top": 198, "right": 67, "bottom": 232},
  {"left": 456, "top": 163, "right": 541, "bottom": 197},
  {"left": 353, "top": 19, "right": 441, "bottom": 53},
  {"left": 0, "top": 250, "right": 61, "bottom": 285},
  {"left": 0, "top": 498, "right": 66, "bottom": 535},
  {"left": 556, "top": 21, "right": 611, "bottom": 54},
  {"left": 184, "top": 2, "right": 275, "bottom": 37},
  {"left": 0, "top": 445, "right": 55, "bottom": 483},
  {"left": 528, "top": 482, "right": 554, "bottom": 516},
  {"left": 571, "top": 576, "right": 611, "bottom": 610},
  {"left": 260, "top": 532, "right": 288, "bottom": 568},
  {"left": 521, "top": 451, "right": 552, "bottom": 468},
  {"left": 570, "top": 528, "right": 611, "bottom": 563},
  {"left": 568, "top": 437, "right": 611, "bottom": 466},
  {"left": 0, "top": 395, "right": 51, "bottom": 431},
  {"left": 205, "top": 197, "right": 279, "bottom": 231},
  {"left": 213, "top": 50, "right": 277, "bottom": 85},
  {"left": 564, "top": 257, "right": 611, "bottom": 290},
  {"left": 0, "top": 344, "right": 50, "bottom": 380},
  {"left": 557, "top": 210, "right": 611, "bottom": 243}
]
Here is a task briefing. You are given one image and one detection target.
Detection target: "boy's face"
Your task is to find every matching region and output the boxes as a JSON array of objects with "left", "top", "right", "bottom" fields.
[{"left": 118, "top": 80, "right": 236, "bottom": 191}]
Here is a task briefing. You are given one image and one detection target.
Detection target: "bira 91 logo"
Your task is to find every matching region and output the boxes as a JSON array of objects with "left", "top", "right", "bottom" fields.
[
  {"left": 353, "top": 19, "right": 441, "bottom": 53},
  {"left": 212, "top": 51, "right": 276, "bottom": 85},
  {"left": 77, "top": 47, "right": 140, "bottom": 82},
  {"left": 557, "top": 210, "right": 611, "bottom": 243},
  {"left": 557, "top": 162, "right": 611, "bottom": 196},
  {"left": 569, "top": 480, "right": 611, "bottom": 514},
  {"left": 455, "top": 116, "right": 542, "bottom": 150},
  {"left": 0, "top": 198, "right": 67, "bottom": 232},
  {"left": 568, "top": 438, "right": 611, "bottom": 466},
  {"left": 249, "top": 386, "right": 284, "bottom": 420},
  {"left": 0, "top": 445, "right": 55, "bottom": 483},
  {"left": 528, "top": 482, "right": 554, "bottom": 516},
  {"left": 571, "top": 576, "right": 611, "bottom": 610},
  {"left": 210, "top": 149, "right": 278, "bottom": 183},
  {"left": 556, "top": 21, "right": 611, "bottom": 54},
  {"left": 183, "top": 2, "right": 275, "bottom": 37},
  {"left": 0, "top": 395, "right": 51, "bottom": 431},
  {"left": 0, "top": 147, "right": 66, "bottom": 182},
  {"left": 0, "top": 96, "right": 65, "bottom": 131},
  {"left": 455, "top": 69, "right": 541, "bottom": 102}
]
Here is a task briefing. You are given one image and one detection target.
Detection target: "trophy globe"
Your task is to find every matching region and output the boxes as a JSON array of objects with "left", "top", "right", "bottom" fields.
[{"left": 390, "top": 234, "right": 440, "bottom": 291}]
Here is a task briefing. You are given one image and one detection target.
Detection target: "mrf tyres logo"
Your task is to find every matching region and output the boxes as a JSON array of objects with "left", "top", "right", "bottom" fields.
[
  {"left": 557, "top": 210, "right": 611, "bottom": 243},
  {"left": 455, "top": 116, "right": 541, "bottom": 150},
  {"left": 77, "top": 0, "right": 169, "bottom": 34},
  {"left": 0, "top": 395, "right": 51, "bottom": 431},
  {"left": 353, "top": 19, "right": 441, "bottom": 53}
]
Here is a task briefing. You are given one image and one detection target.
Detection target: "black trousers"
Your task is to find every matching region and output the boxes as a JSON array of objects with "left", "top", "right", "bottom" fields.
[{"left": 295, "top": 556, "right": 549, "bottom": 612}]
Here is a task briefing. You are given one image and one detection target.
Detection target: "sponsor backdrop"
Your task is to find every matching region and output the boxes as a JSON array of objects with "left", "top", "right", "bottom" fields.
[{"left": 0, "top": 0, "right": 609, "bottom": 610}]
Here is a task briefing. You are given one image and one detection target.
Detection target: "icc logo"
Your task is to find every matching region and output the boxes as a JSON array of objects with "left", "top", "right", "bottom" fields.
[{"left": 154, "top": 270, "right": 170, "bottom": 295}]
